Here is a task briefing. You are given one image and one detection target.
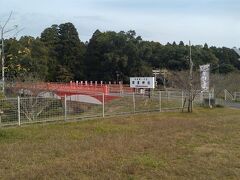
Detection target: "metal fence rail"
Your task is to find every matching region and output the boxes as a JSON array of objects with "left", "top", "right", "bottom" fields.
[
  {"left": 234, "top": 92, "right": 240, "bottom": 101},
  {"left": 0, "top": 91, "right": 209, "bottom": 127}
]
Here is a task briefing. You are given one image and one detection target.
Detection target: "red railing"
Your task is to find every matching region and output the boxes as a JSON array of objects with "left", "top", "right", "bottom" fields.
[{"left": 14, "top": 82, "right": 109, "bottom": 95}]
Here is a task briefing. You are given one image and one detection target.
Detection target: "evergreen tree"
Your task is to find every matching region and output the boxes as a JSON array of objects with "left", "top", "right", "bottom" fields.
[
  {"left": 57, "top": 22, "right": 86, "bottom": 80},
  {"left": 40, "top": 25, "right": 60, "bottom": 81},
  {"left": 3, "top": 23, "right": 240, "bottom": 83}
]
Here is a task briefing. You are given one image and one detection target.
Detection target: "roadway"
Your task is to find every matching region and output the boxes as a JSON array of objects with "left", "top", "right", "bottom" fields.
[{"left": 224, "top": 101, "right": 240, "bottom": 109}]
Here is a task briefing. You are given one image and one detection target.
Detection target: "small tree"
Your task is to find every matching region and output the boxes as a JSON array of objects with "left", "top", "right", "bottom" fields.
[
  {"left": 170, "top": 70, "right": 201, "bottom": 112},
  {"left": 8, "top": 80, "right": 62, "bottom": 122}
]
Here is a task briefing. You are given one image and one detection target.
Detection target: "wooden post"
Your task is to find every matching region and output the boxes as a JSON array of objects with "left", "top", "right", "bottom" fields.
[
  {"left": 133, "top": 92, "right": 136, "bottom": 114},
  {"left": 159, "top": 91, "right": 162, "bottom": 112},
  {"left": 102, "top": 93, "right": 105, "bottom": 118}
]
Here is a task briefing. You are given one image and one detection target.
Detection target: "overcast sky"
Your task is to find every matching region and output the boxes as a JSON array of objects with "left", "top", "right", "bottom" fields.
[{"left": 0, "top": 0, "right": 239, "bottom": 47}]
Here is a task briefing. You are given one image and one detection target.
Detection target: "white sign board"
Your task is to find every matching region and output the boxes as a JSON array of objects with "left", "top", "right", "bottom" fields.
[
  {"left": 200, "top": 64, "right": 210, "bottom": 92},
  {"left": 130, "top": 77, "right": 155, "bottom": 89}
]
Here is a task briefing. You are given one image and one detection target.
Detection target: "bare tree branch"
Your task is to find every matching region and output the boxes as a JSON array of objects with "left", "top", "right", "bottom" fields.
[{"left": 2, "top": 11, "right": 13, "bottom": 29}]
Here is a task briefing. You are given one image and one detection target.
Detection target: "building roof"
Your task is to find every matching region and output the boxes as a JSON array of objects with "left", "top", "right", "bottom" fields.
[{"left": 233, "top": 47, "right": 240, "bottom": 57}]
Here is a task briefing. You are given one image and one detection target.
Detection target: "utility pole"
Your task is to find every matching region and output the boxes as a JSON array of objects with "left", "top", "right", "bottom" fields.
[
  {"left": 0, "top": 12, "right": 19, "bottom": 95},
  {"left": 189, "top": 41, "right": 193, "bottom": 112}
]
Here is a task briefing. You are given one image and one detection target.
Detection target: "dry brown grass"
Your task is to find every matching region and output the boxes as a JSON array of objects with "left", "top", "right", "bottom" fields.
[{"left": 0, "top": 108, "right": 240, "bottom": 179}]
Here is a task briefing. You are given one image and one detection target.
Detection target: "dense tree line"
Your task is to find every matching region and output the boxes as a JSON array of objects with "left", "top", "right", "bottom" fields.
[{"left": 2, "top": 22, "right": 240, "bottom": 82}]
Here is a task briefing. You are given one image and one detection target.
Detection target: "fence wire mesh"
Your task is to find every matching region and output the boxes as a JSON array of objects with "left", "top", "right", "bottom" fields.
[
  {"left": 160, "top": 91, "right": 184, "bottom": 110},
  {"left": 66, "top": 95, "right": 102, "bottom": 120},
  {"left": 134, "top": 93, "right": 159, "bottom": 113},
  {"left": 0, "top": 90, "right": 206, "bottom": 127},
  {"left": 104, "top": 93, "right": 134, "bottom": 116},
  {"left": 0, "top": 98, "right": 18, "bottom": 126},
  {"left": 20, "top": 97, "right": 64, "bottom": 124}
]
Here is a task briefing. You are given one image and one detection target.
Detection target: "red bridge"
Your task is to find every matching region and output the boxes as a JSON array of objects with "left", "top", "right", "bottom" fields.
[
  {"left": 13, "top": 82, "right": 124, "bottom": 104},
  {"left": 13, "top": 82, "right": 132, "bottom": 104}
]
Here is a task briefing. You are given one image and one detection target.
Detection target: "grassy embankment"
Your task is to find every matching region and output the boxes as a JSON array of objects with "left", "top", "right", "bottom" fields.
[{"left": 0, "top": 107, "right": 239, "bottom": 179}]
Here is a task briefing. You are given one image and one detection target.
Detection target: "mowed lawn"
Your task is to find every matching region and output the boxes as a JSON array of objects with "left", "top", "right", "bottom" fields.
[{"left": 0, "top": 108, "right": 240, "bottom": 179}]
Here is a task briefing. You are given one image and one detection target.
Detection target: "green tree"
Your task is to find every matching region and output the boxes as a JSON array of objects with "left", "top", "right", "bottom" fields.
[
  {"left": 57, "top": 22, "right": 86, "bottom": 80},
  {"left": 4, "top": 38, "right": 26, "bottom": 81},
  {"left": 55, "top": 65, "right": 73, "bottom": 82},
  {"left": 210, "top": 47, "right": 240, "bottom": 73},
  {"left": 18, "top": 36, "right": 48, "bottom": 80},
  {"left": 85, "top": 30, "right": 152, "bottom": 82},
  {"left": 40, "top": 25, "right": 60, "bottom": 81}
]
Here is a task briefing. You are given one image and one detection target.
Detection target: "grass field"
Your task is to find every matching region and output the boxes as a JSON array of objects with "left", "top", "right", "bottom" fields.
[{"left": 0, "top": 107, "right": 240, "bottom": 179}]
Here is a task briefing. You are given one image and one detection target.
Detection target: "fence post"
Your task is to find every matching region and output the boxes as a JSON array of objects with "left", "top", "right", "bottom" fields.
[
  {"left": 102, "top": 93, "right": 105, "bottom": 118},
  {"left": 167, "top": 90, "right": 169, "bottom": 101},
  {"left": 18, "top": 96, "right": 21, "bottom": 126},
  {"left": 212, "top": 88, "right": 215, "bottom": 99},
  {"left": 209, "top": 92, "right": 212, "bottom": 108},
  {"left": 133, "top": 92, "right": 136, "bottom": 114},
  {"left": 64, "top": 95, "right": 67, "bottom": 121},
  {"left": 182, "top": 91, "right": 184, "bottom": 109},
  {"left": 224, "top": 90, "right": 227, "bottom": 101},
  {"left": 159, "top": 91, "right": 162, "bottom": 112},
  {"left": 199, "top": 92, "right": 202, "bottom": 104}
]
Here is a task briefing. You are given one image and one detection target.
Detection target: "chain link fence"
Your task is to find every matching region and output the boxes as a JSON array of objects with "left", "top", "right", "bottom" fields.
[{"left": 0, "top": 91, "right": 211, "bottom": 127}]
